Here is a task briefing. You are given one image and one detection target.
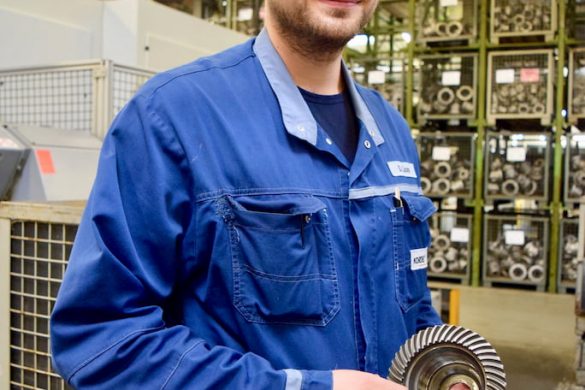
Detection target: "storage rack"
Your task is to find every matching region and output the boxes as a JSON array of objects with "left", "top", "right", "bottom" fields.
[
  {"left": 336, "top": 0, "right": 568, "bottom": 292},
  {"left": 558, "top": 218, "right": 579, "bottom": 293}
]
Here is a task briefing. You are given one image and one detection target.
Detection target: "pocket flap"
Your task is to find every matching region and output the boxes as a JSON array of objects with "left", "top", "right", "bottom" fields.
[{"left": 401, "top": 194, "right": 436, "bottom": 222}]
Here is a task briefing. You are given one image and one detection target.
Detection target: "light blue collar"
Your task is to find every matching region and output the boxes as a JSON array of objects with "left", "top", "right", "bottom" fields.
[{"left": 253, "top": 28, "right": 384, "bottom": 146}]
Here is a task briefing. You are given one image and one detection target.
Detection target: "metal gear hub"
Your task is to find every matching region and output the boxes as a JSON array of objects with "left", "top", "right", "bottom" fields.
[{"left": 388, "top": 325, "right": 507, "bottom": 390}]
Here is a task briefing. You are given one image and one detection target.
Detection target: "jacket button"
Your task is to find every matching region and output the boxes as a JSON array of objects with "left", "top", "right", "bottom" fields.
[{"left": 364, "top": 140, "right": 371, "bottom": 149}]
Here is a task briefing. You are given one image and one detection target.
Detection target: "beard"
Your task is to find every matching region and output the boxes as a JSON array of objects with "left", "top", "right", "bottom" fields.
[{"left": 267, "top": 0, "right": 376, "bottom": 60}]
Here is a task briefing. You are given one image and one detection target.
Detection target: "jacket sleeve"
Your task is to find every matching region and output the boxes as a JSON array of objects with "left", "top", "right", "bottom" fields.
[{"left": 50, "top": 93, "right": 332, "bottom": 390}]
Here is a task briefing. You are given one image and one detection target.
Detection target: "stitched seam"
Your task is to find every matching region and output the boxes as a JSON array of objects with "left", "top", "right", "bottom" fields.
[
  {"left": 66, "top": 325, "right": 164, "bottom": 383},
  {"left": 196, "top": 188, "right": 346, "bottom": 202},
  {"left": 160, "top": 340, "right": 205, "bottom": 389}
]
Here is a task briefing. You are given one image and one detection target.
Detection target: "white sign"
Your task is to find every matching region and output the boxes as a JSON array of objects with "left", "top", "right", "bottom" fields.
[
  {"left": 411, "top": 248, "right": 428, "bottom": 270},
  {"left": 440, "top": 0, "right": 458, "bottom": 6},
  {"left": 0, "top": 137, "right": 19, "bottom": 149},
  {"left": 387, "top": 161, "right": 417, "bottom": 178},
  {"left": 432, "top": 146, "right": 452, "bottom": 161},
  {"left": 442, "top": 71, "right": 461, "bottom": 86},
  {"left": 237, "top": 7, "right": 253, "bottom": 21},
  {"left": 495, "top": 69, "right": 515, "bottom": 84},
  {"left": 506, "top": 147, "right": 527, "bottom": 162},
  {"left": 451, "top": 228, "right": 470, "bottom": 243},
  {"left": 505, "top": 230, "right": 526, "bottom": 246},
  {"left": 368, "top": 70, "right": 386, "bottom": 85}
]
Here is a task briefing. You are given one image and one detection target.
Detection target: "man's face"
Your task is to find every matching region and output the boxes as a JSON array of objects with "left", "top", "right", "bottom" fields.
[{"left": 266, "top": 0, "right": 379, "bottom": 53}]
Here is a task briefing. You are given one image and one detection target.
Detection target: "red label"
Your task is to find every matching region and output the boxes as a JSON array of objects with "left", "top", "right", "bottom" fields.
[
  {"left": 36, "top": 149, "right": 55, "bottom": 174},
  {"left": 520, "top": 68, "right": 540, "bottom": 83}
]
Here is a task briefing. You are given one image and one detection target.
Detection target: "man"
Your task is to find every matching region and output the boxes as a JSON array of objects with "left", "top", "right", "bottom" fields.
[{"left": 51, "top": 0, "right": 443, "bottom": 388}]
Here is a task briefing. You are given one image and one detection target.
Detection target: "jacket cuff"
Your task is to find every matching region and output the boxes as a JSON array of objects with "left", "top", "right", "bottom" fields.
[{"left": 284, "top": 369, "right": 332, "bottom": 390}]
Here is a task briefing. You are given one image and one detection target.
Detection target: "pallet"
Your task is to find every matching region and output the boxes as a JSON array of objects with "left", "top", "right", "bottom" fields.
[
  {"left": 483, "top": 279, "right": 546, "bottom": 292},
  {"left": 428, "top": 275, "right": 469, "bottom": 285},
  {"left": 559, "top": 285, "right": 577, "bottom": 295}
]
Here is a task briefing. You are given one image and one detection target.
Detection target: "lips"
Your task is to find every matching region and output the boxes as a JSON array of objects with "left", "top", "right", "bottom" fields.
[{"left": 319, "top": 0, "right": 360, "bottom": 8}]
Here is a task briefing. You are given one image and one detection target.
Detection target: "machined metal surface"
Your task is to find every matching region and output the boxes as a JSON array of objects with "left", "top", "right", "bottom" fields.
[{"left": 388, "top": 325, "right": 506, "bottom": 390}]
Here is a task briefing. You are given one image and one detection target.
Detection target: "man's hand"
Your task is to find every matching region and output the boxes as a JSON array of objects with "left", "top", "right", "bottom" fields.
[{"left": 332, "top": 370, "right": 406, "bottom": 390}]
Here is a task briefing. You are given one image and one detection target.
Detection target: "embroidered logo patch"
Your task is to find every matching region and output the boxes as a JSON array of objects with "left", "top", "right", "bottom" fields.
[
  {"left": 410, "top": 248, "right": 428, "bottom": 271},
  {"left": 387, "top": 161, "right": 417, "bottom": 178}
]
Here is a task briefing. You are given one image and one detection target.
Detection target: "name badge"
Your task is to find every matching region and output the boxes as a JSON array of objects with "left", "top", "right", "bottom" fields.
[
  {"left": 410, "top": 248, "right": 428, "bottom": 271},
  {"left": 387, "top": 161, "right": 417, "bottom": 178}
]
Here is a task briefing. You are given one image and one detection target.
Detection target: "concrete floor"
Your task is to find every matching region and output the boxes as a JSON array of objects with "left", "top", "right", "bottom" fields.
[{"left": 430, "top": 283, "right": 576, "bottom": 390}]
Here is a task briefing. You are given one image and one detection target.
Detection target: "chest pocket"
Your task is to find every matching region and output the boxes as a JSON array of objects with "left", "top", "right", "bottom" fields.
[
  {"left": 219, "top": 195, "right": 340, "bottom": 326},
  {"left": 390, "top": 193, "right": 436, "bottom": 313}
]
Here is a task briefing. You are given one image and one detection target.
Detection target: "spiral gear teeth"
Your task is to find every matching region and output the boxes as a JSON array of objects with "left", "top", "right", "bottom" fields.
[{"left": 388, "top": 325, "right": 507, "bottom": 389}]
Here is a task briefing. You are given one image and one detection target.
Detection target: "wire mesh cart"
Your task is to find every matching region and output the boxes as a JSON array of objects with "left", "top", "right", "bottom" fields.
[
  {"left": 486, "top": 49, "right": 554, "bottom": 125},
  {"left": 569, "top": 48, "right": 585, "bottom": 123},
  {"left": 483, "top": 214, "right": 549, "bottom": 291},
  {"left": 416, "top": 0, "right": 478, "bottom": 45},
  {"left": 0, "top": 201, "right": 83, "bottom": 389},
  {"left": 416, "top": 132, "right": 476, "bottom": 199},
  {"left": 490, "top": 0, "right": 558, "bottom": 43},
  {"left": 558, "top": 219, "right": 579, "bottom": 294},
  {"left": 350, "top": 56, "right": 405, "bottom": 113},
  {"left": 427, "top": 212, "right": 473, "bottom": 283},
  {"left": 484, "top": 131, "right": 551, "bottom": 203},
  {"left": 564, "top": 134, "right": 585, "bottom": 204},
  {"left": 0, "top": 60, "right": 155, "bottom": 139},
  {"left": 417, "top": 53, "right": 478, "bottom": 123}
]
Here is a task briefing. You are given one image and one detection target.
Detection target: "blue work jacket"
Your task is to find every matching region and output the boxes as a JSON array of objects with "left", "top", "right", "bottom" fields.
[{"left": 51, "top": 29, "right": 441, "bottom": 389}]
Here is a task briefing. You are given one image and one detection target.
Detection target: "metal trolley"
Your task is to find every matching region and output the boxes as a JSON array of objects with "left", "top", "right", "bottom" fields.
[
  {"left": 0, "top": 202, "right": 84, "bottom": 389},
  {"left": 483, "top": 214, "right": 549, "bottom": 291},
  {"left": 564, "top": 133, "right": 585, "bottom": 204},
  {"left": 569, "top": 48, "right": 585, "bottom": 123},
  {"left": 0, "top": 60, "right": 155, "bottom": 139},
  {"left": 490, "top": 0, "right": 558, "bottom": 43},
  {"left": 558, "top": 218, "right": 579, "bottom": 294}
]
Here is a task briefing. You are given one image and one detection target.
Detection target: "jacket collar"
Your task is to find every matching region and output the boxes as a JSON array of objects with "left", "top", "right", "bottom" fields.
[{"left": 253, "top": 28, "right": 384, "bottom": 146}]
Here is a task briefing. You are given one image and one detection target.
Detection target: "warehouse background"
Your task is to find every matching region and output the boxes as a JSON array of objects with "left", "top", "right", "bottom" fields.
[{"left": 0, "top": 0, "right": 583, "bottom": 389}]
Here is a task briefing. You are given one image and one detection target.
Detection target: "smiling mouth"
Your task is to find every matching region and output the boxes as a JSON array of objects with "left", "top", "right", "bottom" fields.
[{"left": 318, "top": 0, "right": 361, "bottom": 8}]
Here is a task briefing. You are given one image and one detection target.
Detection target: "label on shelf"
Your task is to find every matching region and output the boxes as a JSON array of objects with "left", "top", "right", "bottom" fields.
[
  {"left": 451, "top": 227, "right": 470, "bottom": 243},
  {"left": 506, "top": 147, "right": 527, "bottom": 162},
  {"left": 495, "top": 69, "right": 515, "bottom": 84},
  {"left": 237, "top": 7, "right": 254, "bottom": 21},
  {"left": 442, "top": 71, "right": 461, "bottom": 86},
  {"left": 520, "top": 68, "right": 540, "bottom": 83},
  {"left": 505, "top": 230, "right": 525, "bottom": 246},
  {"left": 432, "top": 146, "right": 451, "bottom": 161},
  {"left": 368, "top": 70, "right": 386, "bottom": 85},
  {"left": 440, "top": 0, "right": 458, "bottom": 6}
]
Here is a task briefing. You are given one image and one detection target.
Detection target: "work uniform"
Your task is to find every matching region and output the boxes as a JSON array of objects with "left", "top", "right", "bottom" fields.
[{"left": 51, "top": 29, "right": 441, "bottom": 389}]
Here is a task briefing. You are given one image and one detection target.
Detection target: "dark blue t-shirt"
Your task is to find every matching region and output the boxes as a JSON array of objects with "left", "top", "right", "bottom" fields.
[{"left": 299, "top": 87, "right": 359, "bottom": 164}]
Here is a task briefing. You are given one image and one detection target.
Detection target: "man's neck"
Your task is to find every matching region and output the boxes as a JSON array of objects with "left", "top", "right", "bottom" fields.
[{"left": 265, "top": 24, "right": 345, "bottom": 95}]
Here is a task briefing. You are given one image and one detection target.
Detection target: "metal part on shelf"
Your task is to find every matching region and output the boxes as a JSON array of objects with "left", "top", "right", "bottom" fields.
[
  {"left": 416, "top": 0, "right": 478, "bottom": 44},
  {"left": 388, "top": 325, "right": 507, "bottom": 389},
  {"left": 417, "top": 132, "right": 476, "bottom": 199},
  {"left": 491, "top": 0, "right": 557, "bottom": 42},
  {"left": 485, "top": 131, "right": 550, "bottom": 202},
  {"left": 569, "top": 49, "right": 585, "bottom": 121},
  {"left": 487, "top": 50, "right": 554, "bottom": 125},
  {"left": 559, "top": 219, "right": 579, "bottom": 290},
  {"left": 417, "top": 54, "right": 478, "bottom": 121},
  {"left": 484, "top": 215, "right": 549, "bottom": 287}
]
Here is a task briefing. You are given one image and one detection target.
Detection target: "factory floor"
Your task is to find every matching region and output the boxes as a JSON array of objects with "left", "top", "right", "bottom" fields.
[{"left": 430, "top": 283, "right": 576, "bottom": 390}]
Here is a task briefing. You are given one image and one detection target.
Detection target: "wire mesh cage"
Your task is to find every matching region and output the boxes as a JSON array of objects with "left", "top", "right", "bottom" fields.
[
  {"left": 417, "top": 53, "right": 478, "bottom": 122},
  {"left": 486, "top": 50, "right": 554, "bottom": 125},
  {"left": 416, "top": 132, "right": 476, "bottom": 198},
  {"left": 1, "top": 202, "right": 83, "bottom": 389},
  {"left": 483, "top": 214, "right": 549, "bottom": 290},
  {"left": 564, "top": 134, "right": 585, "bottom": 203},
  {"left": 0, "top": 60, "right": 155, "bottom": 139},
  {"left": 416, "top": 0, "right": 478, "bottom": 44},
  {"left": 558, "top": 219, "right": 579, "bottom": 292},
  {"left": 569, "top": 49, "right": 585, "bottom": 123},
  {"left": 427, "top": 212, "right": 472, "bottom": 282},
  {"left": 350, "top": 56, "right": 406, "bottom": 113},
  {"left": 485, "top": 131, "right": 551, "bottom": 202},
  {"left": 568, "top": 0, "right": 585, "bottom": 41},
  {"left": 490, "top": 0, "right": 558, "bottom": 42}
]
